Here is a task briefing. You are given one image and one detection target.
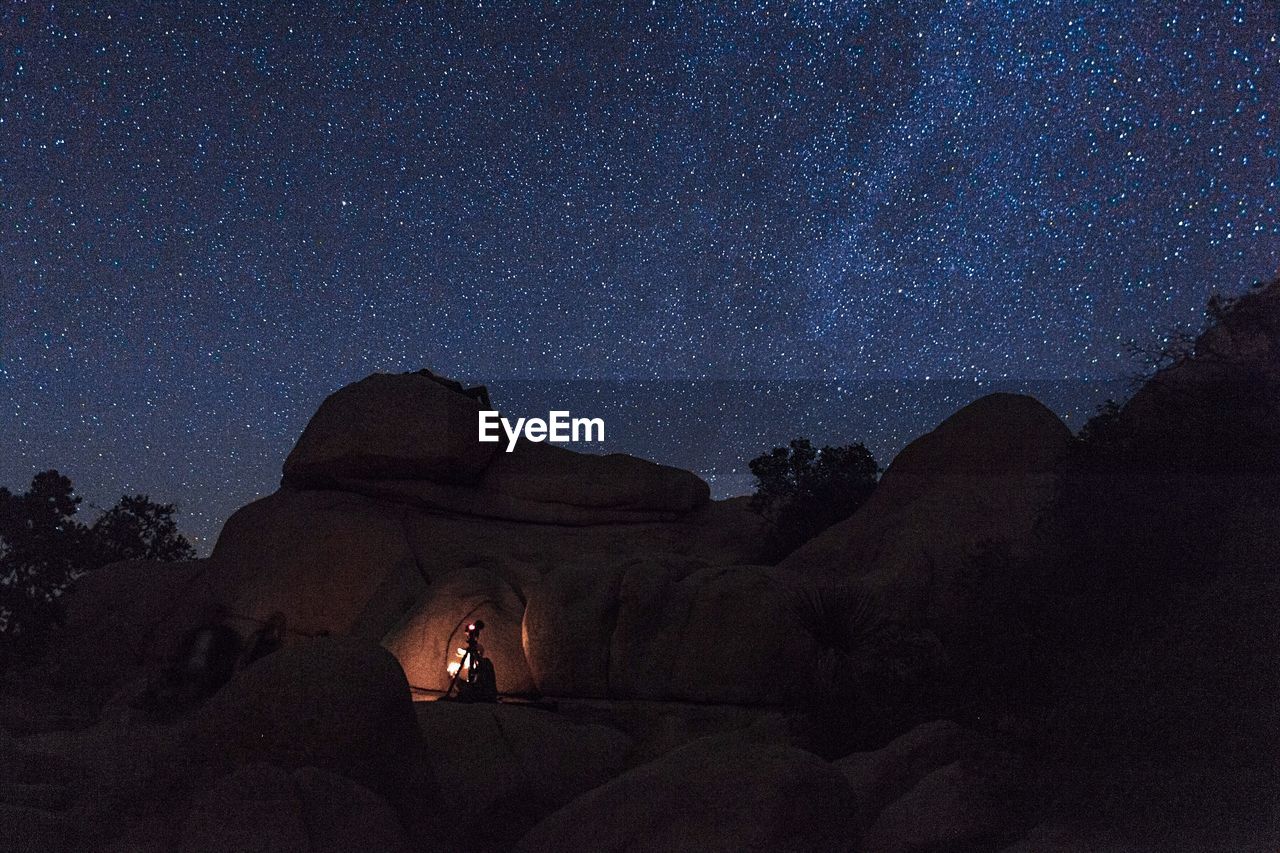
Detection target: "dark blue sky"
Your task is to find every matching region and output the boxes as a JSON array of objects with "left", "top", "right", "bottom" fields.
[{"left": 2, "top": 1, "right": 1277, "bottom": 548}]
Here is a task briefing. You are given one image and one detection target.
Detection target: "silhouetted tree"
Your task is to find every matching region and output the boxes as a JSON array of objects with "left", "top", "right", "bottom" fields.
[
  {"left": 749, "top": 439, "right": 879, "bottom": 559},
  {"left": 0, "top": 470, "right": 88, "bottom": 637},
  {"left": 90, "top": 494, "right": 196, "bottom": 565},
  {"left": 0, "top": 471, "right": 194, "bottom": 643}
]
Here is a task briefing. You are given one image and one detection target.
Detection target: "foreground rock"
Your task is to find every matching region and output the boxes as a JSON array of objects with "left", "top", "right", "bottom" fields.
[
  {"left": 863, "top": 758, "right": 1023, "bottom": 853},
  {"left": 2, "top": 640, "right": 435, "bottom": 851},
  {"left": 190, "top": 638, "right": 435, "bottom": 829},
  {"left": 179, "top": 764, "right": 411, "bottom": 853},
  {"left": 836, "top": 720, "right": 980, "bottom": 830},
  {"left": 416, "top": 701, "right": 632, "bottom": 851},
  {"left": 837, "top": 720, "right": 1026, "bottom": 851},
  {"left": 515, "top": 735, "right": 857, "bottom": 853}
]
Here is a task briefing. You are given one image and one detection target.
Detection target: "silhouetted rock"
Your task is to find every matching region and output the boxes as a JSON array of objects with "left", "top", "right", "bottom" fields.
[
  {"left": 832, "top": 720, "right": 1027, "bottom": 852},
  {"left": 862, "top": 756, "right": 1023, "bottom": 853},
  {"left": 836, "top": 720, "right": 981, "bottom": 831},
  {"left": 210, "top": 489, "right": 427, "bottom": 639},
  {"left": 780, "top": 393, "right": 1071, "bottom": 637},
  {"left": 46, "top": 559, "right": 222, "bottom": 688},
  {"left": 283, "top": 371, "right": 498, "bottom": 488},
  {"left": 177, "top": 763, "right": 409, "bottom": 850},
  {"left": 480, "top": 440, "right": 710, "bottom": 513},
  {"left": 179, "top": 764, "right": 411, "bottom": 853},
  {"left": 281, "top": 371, "right": 712, "bottom": 518},
  {"left": 189, "top": 638, "right": 434, "bottom": 828},
  {"left": 523, "top": 559, "right": 868, "bottom": 703},
  {"left": 1124, "top": 280, "right": 1280, "bottom": 461},
  {"left": 0, "top": 803, "right": 68, "bottom": 852},
  {"left": 325, "top": 474, "right": 691, "bottom": 525},
  {"left": 515, "top": 735, "right": 857, "bottom": 853},
  {"left": 415, "top": 701, "right": 632, "bottom": 850}
]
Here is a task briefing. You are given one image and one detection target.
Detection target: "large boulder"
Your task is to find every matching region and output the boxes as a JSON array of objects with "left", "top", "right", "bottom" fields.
[
  {"left": 382, "top": 565, "right": 536, "bottom": 695},
  {"left": 780, "top": 393, "right": 1071, "bottom": 636},
  {"left": 835, "top": 720, "right": 980, "bottom": 831},
  {"left": 324, "top": 475, "right": 690, "bottom": 525},
  {"left": 522, "top": 559, "right": 877, "bottom": 704},
  {"left": 320, "top": 442, "right": 713, "bottom": 525},
  {"left": 0, "top": 804, "right": 68, "bottom": 852},
  {"left": 178, "top": 764, "right": 411, "bottom": 853},
  {"left": 480, "top": 441, "right": 710, "bottom": 513},
  {"left": 209, "top": 489, "right": 427, "bottom": 639},
  {"left": 208, "top": 487, "right": 765, "bottom": 645},
  {"left": 834, "top": 720, "right": 1026, "bottom": 852},
  {"left": 862, "top": 757, "right": 1024, "bottom": 853},
  {"left": 278, "top": 369, "right": 715, "bottom": 523},
  {"left": 189, "top": 638, "right": 434, "bottom": 826},
  {"left": 415, "top": 701, "right": 632, "bottom": 850},
  {"left": 515, "top": 735, "right": 857, "bottom": 853},
  {"left": 520, "top": 560, "right": 624, "bottom": 698},
  {"left": 283, "top": 371, "right": 498, "bottom": 488},
  {"left": 42, "top": 559, "right": 224, "bottom": 689}
]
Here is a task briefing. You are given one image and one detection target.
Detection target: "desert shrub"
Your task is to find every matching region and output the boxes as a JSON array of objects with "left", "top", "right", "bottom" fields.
[{"left": 788, "top": 578, "right": 946, "bottom": 755}]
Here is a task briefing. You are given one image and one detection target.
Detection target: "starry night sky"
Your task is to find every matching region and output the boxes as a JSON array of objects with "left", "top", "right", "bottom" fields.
[{"left": 3, "top": 2, "right": 1278, "bottom": 550}]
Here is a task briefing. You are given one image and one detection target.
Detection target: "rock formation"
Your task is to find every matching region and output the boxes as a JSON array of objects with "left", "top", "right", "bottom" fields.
[
  {"left": 514, "top": 734, "right": 859, "bottom": 853},
  {"left": 36, "top": 374, "right": 1080, "bottom": 715},
  {"left": 13, "top": 279, "right": 1279, "bottom": 851},
  {"left": 92, "top": 369, "right": 784, "bottom": 705},
  {"left": 779, "top": 393, "right": 1071, "bottom": 641}
]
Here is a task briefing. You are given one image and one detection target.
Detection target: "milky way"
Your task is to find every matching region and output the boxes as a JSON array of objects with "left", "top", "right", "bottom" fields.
[{"left": 3, "top": 2, "right": 1277, "bottom": 548}]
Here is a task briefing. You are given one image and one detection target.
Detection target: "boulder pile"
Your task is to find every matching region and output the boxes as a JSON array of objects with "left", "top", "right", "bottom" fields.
[
  {"left": 57, "top": 370, "right": 1078, "bottom": 707},
  {"left": 18, "top": 282, "right": 1279, "bottom": 850}
]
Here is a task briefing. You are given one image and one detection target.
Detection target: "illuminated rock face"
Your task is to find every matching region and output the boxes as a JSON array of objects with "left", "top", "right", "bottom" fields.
[
  {"left": 206, "top": 489, "right": 766, "bottom": 692},
  {"left": 190, "top": 373, "right": 762, "bottom": 699},
  {"left": 46, "top": 371, "right": 769, "bottom": 704},
  {"left": 381, "top": 565, "right": 535, "bottom": 695}
]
